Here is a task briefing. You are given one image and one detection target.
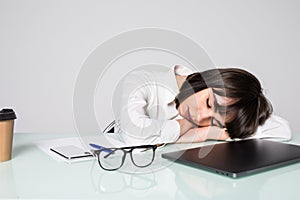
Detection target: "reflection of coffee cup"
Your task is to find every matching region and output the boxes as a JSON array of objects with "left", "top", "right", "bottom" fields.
[
  {"left": 0, "top": 109, "right": 17, "bottom": 162},
  {"left": 0, "top": 161, "right": 17, "bottom": 198}
]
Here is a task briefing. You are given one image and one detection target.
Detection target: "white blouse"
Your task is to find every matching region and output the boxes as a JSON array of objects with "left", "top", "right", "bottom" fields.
[{"left": 115, "top": 65, "right": 291, "bottom": 145}]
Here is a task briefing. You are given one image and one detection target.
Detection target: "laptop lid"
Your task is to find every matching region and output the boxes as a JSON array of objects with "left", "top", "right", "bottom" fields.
[{"left": 162, "top": 139, "right": 300, "bottom": 178}]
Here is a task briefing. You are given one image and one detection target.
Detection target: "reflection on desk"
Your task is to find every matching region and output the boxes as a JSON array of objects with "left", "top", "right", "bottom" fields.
[
  {"left": 0, "top": 161, "right": 17, "bottom": 198},
  {"left": 171, "top": 156, "right": 300, "bottom": 200},
  {"left": 90, "top": 160, "right": 157, "bottom": 194},
  {"left": 1, "top": 132, "right": 300, "bottom": 199}
]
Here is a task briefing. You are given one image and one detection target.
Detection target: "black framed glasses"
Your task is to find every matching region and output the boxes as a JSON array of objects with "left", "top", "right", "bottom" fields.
[{"left": 92, "top": 145, "right": 157, "bottom": 171}]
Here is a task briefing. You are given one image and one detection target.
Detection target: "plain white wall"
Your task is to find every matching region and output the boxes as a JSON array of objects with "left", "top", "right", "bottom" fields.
[{"left": 1, "top": 0, "right": 299, "bottom": 135}]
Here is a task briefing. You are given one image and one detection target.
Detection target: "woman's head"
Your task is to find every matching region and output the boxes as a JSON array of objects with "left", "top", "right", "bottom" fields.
[{"left": 175, "top": 68, "right": 273, "bottom": 139}]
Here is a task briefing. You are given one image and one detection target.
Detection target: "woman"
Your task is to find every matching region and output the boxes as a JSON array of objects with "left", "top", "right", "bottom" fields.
[{"left": 114, "top": 65, "right": 291, "bottom": 145}]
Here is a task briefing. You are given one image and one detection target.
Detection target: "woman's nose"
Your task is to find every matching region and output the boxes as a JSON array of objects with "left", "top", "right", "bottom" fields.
[{"left": 195, "top": 106, "right": 212, "bottom": 125}]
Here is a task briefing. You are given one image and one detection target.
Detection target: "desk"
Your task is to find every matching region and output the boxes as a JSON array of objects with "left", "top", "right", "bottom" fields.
[{"left": 1, "top": 133, "right": 300, "bottom": 199}]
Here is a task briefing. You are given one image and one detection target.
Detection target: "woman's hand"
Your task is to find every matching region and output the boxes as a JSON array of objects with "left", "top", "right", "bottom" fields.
[
  {"left": 176, "top": 126, "right": 229, "bottom": 143},
  {"left": 176, "top": 118, "right": 197, "bottom": 136}
]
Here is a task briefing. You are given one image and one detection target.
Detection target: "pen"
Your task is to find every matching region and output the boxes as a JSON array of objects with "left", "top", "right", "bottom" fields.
[{"left": 89, "top": 143, "right": 113, "bottom": 153}]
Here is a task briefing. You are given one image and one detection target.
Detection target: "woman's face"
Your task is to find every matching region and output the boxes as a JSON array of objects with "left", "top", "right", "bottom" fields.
[{"left": 178, "top": 88, "right": 230, "bottom": 128}]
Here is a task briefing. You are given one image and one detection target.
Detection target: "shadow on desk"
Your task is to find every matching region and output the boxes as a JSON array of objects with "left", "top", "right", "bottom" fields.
[{"left": 12, "top": 144, "right": 37, "bottom": 159}]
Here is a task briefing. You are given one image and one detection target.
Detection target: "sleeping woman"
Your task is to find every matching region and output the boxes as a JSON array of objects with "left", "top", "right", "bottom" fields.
[{"left": 114, "top": 65, "right": 291, "bottom": 145}]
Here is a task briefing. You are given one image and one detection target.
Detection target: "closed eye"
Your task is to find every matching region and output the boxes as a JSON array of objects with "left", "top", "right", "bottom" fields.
[{"left": 206, "top": 98, "right": 212, "bottom": 108}]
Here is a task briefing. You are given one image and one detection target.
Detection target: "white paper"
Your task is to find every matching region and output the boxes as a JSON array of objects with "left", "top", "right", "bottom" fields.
[{"left": 34, "top": 134, "right": 126, "bottom": 163}]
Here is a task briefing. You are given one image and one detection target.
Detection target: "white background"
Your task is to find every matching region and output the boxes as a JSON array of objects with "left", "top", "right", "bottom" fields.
[{"left": 1, "top": 0, "right": 299, "bottom": 135}]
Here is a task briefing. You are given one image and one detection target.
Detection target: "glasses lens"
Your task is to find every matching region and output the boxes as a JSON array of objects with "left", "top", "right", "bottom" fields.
[
  {"left": 131, "top": 147, "right": 155, "bottom": 167},
  {"left": 98, "top": 149, "right": 125, "bottom": 170}
]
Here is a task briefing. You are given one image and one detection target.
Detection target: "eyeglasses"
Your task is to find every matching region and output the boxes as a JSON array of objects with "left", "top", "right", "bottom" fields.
[{"left": 92, "top": 145, "right": 157, "bottom": 171}]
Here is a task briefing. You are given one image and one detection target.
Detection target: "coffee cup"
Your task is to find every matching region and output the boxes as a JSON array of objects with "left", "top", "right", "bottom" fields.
[{"left": 0, "top": 109, "right": 17, "bottom": 162}]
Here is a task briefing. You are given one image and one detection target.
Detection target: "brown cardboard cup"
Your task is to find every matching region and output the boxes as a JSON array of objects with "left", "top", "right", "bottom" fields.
[{"left": 0, "top": 109, "right": 17, "bottom": 162}]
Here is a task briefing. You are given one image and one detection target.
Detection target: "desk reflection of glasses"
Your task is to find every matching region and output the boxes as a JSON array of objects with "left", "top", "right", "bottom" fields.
[
  {"left": 91, "top": 145, "right": 158, "bottom": 171},
  {"left": 90, "top": 164, "right": 157, "bottom": 193}
]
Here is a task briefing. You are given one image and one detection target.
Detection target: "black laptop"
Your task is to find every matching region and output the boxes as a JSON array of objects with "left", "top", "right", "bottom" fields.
[{"left": 162, "top": 139, "right": 300, "bottom": 178}]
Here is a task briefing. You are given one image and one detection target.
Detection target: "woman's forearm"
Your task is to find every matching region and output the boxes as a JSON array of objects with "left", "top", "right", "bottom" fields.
[{"left": 176, "top": 126, "right": 229, "bottom": 143}]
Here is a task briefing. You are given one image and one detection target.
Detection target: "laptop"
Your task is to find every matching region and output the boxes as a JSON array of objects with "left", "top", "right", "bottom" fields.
[{"left": 162, "top": 139, "right": 300, "bottom": 178}]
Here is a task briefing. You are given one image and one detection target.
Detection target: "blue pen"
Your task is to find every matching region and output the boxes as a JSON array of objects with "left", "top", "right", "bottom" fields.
[{"left": 89, "top": 143, "right": 113, "bottom": 153}]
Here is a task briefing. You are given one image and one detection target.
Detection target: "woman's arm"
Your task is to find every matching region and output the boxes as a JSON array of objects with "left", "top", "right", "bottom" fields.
[
  {"left": 176, "top": 114, "right": 292, "bottom": 143},
  {"left": 116, "top": 71, "right": 181, "bottom": 145},
  {"left": 117, "top": 70, "right": 231, "bottom": 145},
  {"left": 250, "top": 115, "right": 292, "bottom": 141},
  {"left": 176, "top": 118, "right": 229, "bottom": 143},
  {"left": 176, "top": 125, "right": 229, "bottom": 143}
]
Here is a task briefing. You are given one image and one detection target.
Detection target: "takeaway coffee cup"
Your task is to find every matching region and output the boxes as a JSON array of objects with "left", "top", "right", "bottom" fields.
[{"left": 0, "top": 109, "right": 17, "bottom": 162}]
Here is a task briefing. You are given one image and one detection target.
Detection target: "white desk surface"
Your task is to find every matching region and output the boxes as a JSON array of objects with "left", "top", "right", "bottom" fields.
[{"left": 1, "top": 132, "right": 300, "bottom": 200}]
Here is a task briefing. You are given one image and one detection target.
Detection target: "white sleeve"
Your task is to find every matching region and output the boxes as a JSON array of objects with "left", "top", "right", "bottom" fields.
[
  {"left": 116, "top": 71, "right": 180, "bottom": 145},
  {"left": 250, "top": 115, "right": 292, "bottom": 141}
]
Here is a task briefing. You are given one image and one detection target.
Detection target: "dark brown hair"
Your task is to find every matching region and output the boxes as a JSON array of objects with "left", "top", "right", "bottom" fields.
[{"left": 174, "top": 68, "right": 273, "bottom": 139}]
